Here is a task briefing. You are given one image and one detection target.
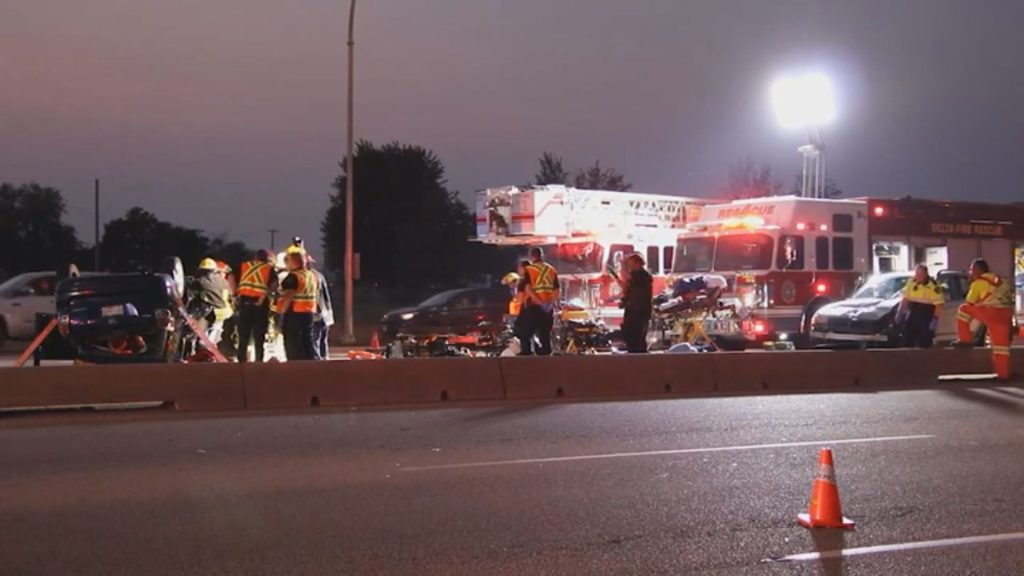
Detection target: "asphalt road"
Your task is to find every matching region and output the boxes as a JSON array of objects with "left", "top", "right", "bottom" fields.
[{"left": 2, "top": 386, "right": 1024, "bottom": 575}]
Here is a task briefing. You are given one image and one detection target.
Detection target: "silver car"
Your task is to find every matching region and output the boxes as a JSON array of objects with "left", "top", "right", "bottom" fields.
[{"left": 0, "top": 272, "right": 58, "bottom": 343}]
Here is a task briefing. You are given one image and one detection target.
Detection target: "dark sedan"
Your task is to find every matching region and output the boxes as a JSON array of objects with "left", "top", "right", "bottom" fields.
[
  {"left": 380, "top": 287, "right": 511, "bottom": 341},
  {"left": 809, "top": 270, "right": 974, "bottom": 347}
]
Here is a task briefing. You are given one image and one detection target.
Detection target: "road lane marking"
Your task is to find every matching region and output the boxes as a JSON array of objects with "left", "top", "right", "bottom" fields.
[
  {"left": 399, "top": 434, "right": 934, "bottom": 472},
  {"left": 767, "top": 531, "right": 1024, "bottom": 562}
]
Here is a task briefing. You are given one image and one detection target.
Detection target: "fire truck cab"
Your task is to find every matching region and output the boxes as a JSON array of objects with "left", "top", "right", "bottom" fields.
[
  {"left": 475, "top": 185, "right": 709, "bottom": 325},
  {"left": 674, "top": 195, "right": 1024, "bottom": 347}
]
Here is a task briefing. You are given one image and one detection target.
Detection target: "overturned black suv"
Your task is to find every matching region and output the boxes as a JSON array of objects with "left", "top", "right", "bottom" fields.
[{"left": 42, "top": 258, "right": 212, "bottom": 364}]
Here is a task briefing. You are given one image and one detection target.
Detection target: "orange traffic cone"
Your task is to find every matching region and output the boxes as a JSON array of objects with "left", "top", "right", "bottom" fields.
[
  {"left": 797, "top": 448, "right": 855, "bottom": 529},
  {"left": 369, "top": 332, "right": 381, "bottom": 349}
]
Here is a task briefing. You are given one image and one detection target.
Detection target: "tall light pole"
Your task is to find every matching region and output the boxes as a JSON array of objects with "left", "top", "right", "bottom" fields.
[
  {"left": 343, "top": 0, "right": 357, "bottom": 344},
  {"left": 771, "top": 73, "right": 835, "bottom": 198}
]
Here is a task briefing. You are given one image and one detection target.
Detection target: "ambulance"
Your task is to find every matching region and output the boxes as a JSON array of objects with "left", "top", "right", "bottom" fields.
[
  {"left": 672, "top": 195, "right": 1024, "bottom": 347},
  {"left": 475, "top": 185, "right": 710, "bottom": 325}
]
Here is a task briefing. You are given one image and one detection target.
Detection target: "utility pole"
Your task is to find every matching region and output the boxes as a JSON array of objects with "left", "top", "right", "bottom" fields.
[
  {"left": 94, "top": 179, "right": 100, "bottom": 271},
  {"left": 343, "top": 0, "right": 357, "bottom": 344},
  {"left": 268, "top": 228, "right": 279, "bottom": 250}
]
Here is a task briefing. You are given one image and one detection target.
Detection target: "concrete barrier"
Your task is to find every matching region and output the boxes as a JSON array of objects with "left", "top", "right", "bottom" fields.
[
  {"left": 499, "top": 354, "right": 715, "bottom": 400},
  {"left": 1, "top": 347, "right": 1012, "bottom": 415},
  {"left": 242, "top": 357, "right": 505, "bottom": 410},
  {"left": 857, "top": 349, "right": 941, "bottom": 388},
  {"left": 920, "top": 348, "right": 995, "bottom": 377},
  {"left": 711, "top": 350, "right": 863, "bottom": 394},
  {"left": 0, "top": 363, "right": 245, "bottom": 411}
]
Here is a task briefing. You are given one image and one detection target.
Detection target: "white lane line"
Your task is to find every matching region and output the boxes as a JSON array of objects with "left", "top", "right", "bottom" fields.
[
  {"left": 399, "top": 434, "right": 934, "bottom": 472},
  {"left": 769, "top": 532, "right": 1024, "bottom": 562}
]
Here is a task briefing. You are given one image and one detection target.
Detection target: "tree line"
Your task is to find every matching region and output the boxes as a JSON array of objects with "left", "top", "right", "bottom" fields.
[{"left": 0, "top": 182, "right": 253, "bottom": 280}]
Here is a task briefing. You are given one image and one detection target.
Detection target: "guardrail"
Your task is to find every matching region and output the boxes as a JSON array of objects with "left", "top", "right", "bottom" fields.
[{"left": 0, "top": 348, "right": 1011, "bottom": 412}]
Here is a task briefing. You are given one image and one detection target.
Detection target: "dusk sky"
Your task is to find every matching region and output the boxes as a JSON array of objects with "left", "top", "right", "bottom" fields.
[{"left": 2, "top": 1, "right": 1022, "bottom": 257}]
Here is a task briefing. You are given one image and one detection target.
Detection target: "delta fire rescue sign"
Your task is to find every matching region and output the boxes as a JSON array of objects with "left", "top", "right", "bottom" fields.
[{"left": 930, "top": 222, "right": 1004, "bottom": 237}]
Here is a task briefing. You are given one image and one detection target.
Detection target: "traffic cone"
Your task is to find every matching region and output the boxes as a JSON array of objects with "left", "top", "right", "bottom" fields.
[
  {"left": 369, "top": 332, "right": 381, "bottom": 349},
  {"left": 797, "top": 448, "right": 855, "bottom": 529}
]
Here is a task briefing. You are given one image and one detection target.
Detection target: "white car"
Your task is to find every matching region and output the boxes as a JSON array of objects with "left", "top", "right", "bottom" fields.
[{"left": 0, "top": 272, "right": 59, "bottom": 343}]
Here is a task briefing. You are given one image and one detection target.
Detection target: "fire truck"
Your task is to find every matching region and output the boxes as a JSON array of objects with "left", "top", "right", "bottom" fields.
[
  {"left": 672, "top": 195, "right": 1024, "bottom": 347},
  {"left": 475, "top": 185, "right": 710, "bottom": 325}
]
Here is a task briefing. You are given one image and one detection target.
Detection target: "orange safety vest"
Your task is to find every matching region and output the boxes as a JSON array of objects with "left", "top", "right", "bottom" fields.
[
  {"left": 237, "top": 260, "right": 272, "bottom": 298},
  {"left": 278, "top": 269, "right": 318, "bottom": 313},
  {"left": 967, "top": 273, "right": 1014, "bottom": 308},
  {"left": 526, "top": 261, "right": 558, "bottom": 304},
  {"left": 509, "top": 298, "right": 522, "bottom": 316}
]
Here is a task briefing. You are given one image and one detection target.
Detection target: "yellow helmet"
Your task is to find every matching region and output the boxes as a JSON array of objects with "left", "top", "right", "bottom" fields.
[
  {"left": 285, "top": 245, "right": 306, "bottom": 255},
  {"left": 198, "top": 258, "right": 218, "bottom": 271},
  {"left": 501, "top": 272, "right": 521, "bottom": 286}
]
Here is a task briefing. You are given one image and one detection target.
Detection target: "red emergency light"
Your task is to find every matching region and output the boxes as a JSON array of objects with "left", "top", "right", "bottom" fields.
[
  {"left": 819, "top": 224, "right": 828, "bottom": 231},
  {"left": 796, "top": 222, "right": 808, "bottom": 231},
  {"left": 873, "top": 205, "right": 886, "bottom": 217},
  {"left": 815, "top": 281, "right": 828, "bottom": 294},
  {"left": 752, "top": 321, "right": 768, "bottom": 335}
]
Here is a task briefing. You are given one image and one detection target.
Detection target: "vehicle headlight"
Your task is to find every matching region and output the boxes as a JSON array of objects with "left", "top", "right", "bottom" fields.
[{"left": 400, "top": 312, "right": 416, "bottom": 321}]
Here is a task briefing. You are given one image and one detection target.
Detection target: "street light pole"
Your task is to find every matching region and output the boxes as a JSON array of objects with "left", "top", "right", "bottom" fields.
[{"left": 343, "top": 0, "right": 357, "bottom": 344}]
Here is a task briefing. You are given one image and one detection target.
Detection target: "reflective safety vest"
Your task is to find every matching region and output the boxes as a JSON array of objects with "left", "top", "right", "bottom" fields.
[
  {"left": 967, "top": 273, "right": 1013, "bottom": 308},
  {"left": 509, "top": 298, "right": 522, "bottom": 316},
  {"left": 278, "top": 269, "right": 319, "bottom": 313},
  {"left": 215, "top": 288, "right": 234, "bottom": 321},
  {"left": 527, "top": 261, "right": 558, "bottom": 304},
  {"left": 901, "top": 278, "right": 945, "bottom": 307},
  {"left": 237, "top": 261, "right": 272, "bottom": 298}
]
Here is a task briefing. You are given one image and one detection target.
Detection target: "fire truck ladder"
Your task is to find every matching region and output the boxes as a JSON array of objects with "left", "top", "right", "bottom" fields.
[{"left": 563, "top": 188, "right": 695, "bottom": 234}]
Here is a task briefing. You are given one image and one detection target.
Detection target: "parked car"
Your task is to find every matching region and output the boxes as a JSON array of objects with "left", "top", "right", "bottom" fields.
[
  {"left": 0, "top": 272, "right": 60, "bottom": 343},
  {"left": 380, "top": 287, "right": 511, "bottom": 342},
  {"left": 809, "top": 270, "right": 980, "bottom": 347}
]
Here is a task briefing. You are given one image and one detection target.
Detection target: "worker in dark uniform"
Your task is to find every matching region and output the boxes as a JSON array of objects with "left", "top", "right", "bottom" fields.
[
  {"left": 611, "top": 252, "right": 653, "bottom": 353},
  {"left": 308, "top": 258, "right": 334, "bottom": 361},
  {"left": 519, "top": 247, "right": 559, "bottom": 355},
  {"left": 276, "top": 252, "right": 319, "bottom": 361},
  {"left": 898, "top": 264, "right": 945, "bottom": 348}
]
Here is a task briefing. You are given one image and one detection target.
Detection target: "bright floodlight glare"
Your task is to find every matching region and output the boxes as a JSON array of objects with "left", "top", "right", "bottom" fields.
[{"left": 771, "top": 73, "right": 836, "bottom": 129}]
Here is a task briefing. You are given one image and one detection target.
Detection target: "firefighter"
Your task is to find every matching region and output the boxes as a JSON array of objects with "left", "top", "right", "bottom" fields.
[
  {"left": 276, "top": 251, "right": 319, "bottom": 361},
  {"left": 610, "top": 252, "right": 653, "bottom": 353},
  {"left": 502, "top": 260, "right": 535, "bottom": 347},
  {"left": 898, "top": 264, "right": 945, "bottom": 348},
  {"left": 196, "top": 257, "right": 233, "bottom": 345},
  {"left": 519, "top": 247, "right": 559, "bottom": 355},
  {"left": 954, "top": 258, "right": 1014, "bottom": 380},
  {"left": 501, "top": 271, "right": 523, "bottom": 317},
  {"left": 235, "top": 249, "right": 276, "bottom": 362}
]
